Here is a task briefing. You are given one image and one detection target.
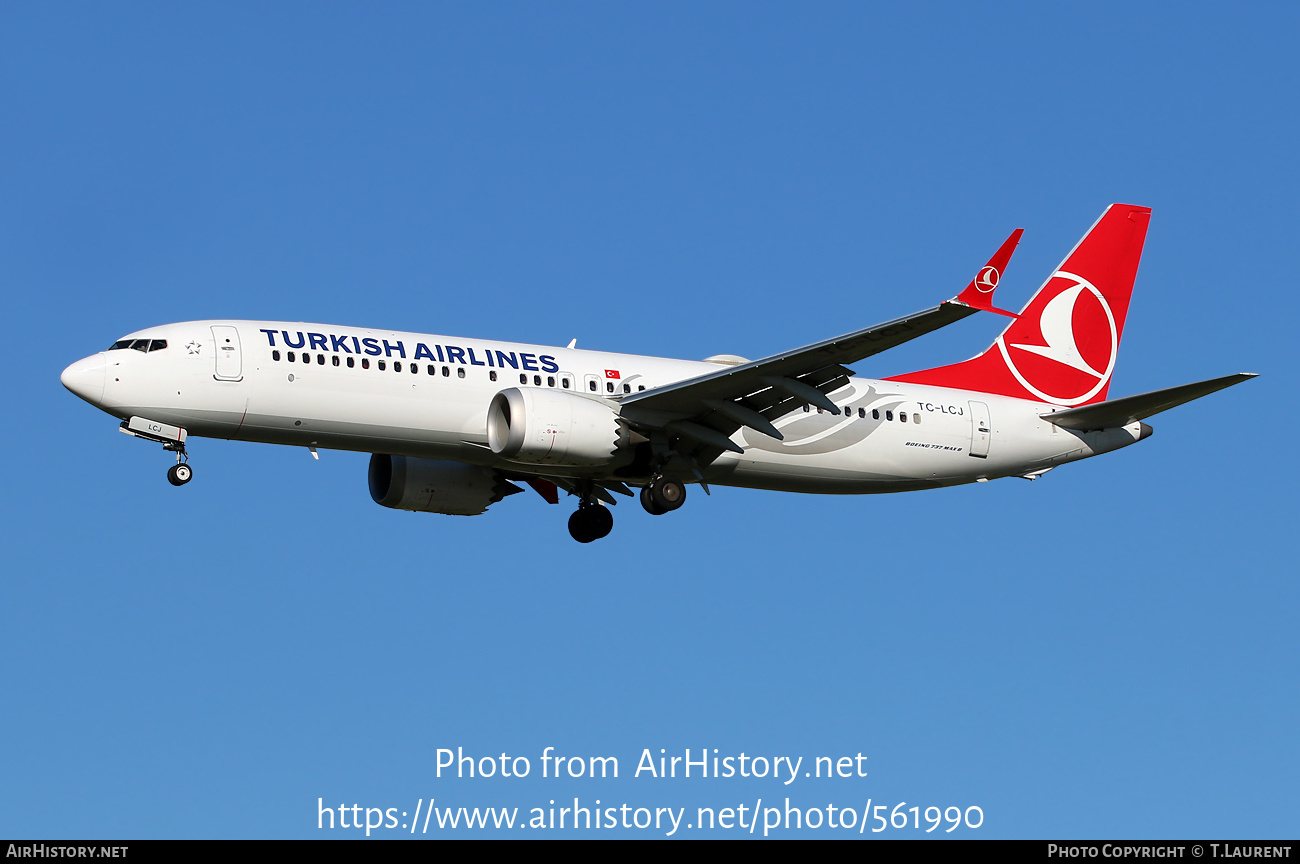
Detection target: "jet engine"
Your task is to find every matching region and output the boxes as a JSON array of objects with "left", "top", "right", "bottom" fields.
[
  {"left": 368, "top": 455, "right": 521, "bottom": 515},
  {"left": 486, "top": 387, "right": 632, "bottom": 466}
]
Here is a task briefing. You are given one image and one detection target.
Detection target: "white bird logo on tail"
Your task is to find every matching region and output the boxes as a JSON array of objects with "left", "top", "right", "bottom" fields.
[
  {"left": 975, "top": 265, "right": 1000, "bottom": 293},
  {"left": 996, "top": 271, "right": 1118, "bottom": 405}
]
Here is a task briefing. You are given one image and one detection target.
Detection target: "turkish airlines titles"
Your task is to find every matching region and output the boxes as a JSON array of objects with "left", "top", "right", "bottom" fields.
[{"left": 259, "top": 328, "right": 561, "bottom": 373}]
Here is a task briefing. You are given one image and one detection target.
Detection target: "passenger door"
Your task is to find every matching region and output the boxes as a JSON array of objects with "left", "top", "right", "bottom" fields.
[
  {"left": 211, "top": 325, "right": 243, "bottom": 381},
  {"left": 968, "top": 400, "right": 990, "bottom": 458}
]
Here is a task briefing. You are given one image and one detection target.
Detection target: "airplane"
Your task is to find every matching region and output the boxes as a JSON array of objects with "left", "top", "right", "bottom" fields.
[{"left": 61, "top": 204, "right": 1254, "bottom": 542}]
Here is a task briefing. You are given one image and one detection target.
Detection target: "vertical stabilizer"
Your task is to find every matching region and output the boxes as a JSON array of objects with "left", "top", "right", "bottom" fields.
[{"left": 888, "top": 204, "right": 1151, "bottom": 406}]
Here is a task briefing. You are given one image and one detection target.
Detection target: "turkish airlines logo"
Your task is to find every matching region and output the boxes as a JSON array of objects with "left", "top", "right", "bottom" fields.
[
  {"left": 975, "top": 265, "right": 1000, "bottom": 294},
  {"left": 995, "top": 271, "right": 1117, "bottom": 405}
]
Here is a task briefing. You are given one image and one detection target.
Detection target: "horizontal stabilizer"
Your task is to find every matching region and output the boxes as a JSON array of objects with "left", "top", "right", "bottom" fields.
[{"left": 1043, "top": 373, "right": 1257, "bottom": 431}]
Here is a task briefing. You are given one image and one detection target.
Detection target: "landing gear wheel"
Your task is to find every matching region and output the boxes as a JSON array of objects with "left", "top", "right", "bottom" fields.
[
  {"left": 640, "top": 486, "right": 666, "bottom": 515},
  {"left": 167, "top": 463, "right": 192, "bottom": 486},
  {"left": 648, "top": 476, "right": 686, "bottom": 513},
  {"left": 568, "top": 504, "right": 613, "bottom": 543},
  {"left": 589, "top": 505, "right": 613, "bottom": 539}
]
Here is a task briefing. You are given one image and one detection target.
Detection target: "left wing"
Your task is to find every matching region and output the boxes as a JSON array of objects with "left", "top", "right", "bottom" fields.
[
  {"left": 619, "top": 231, "right": 1022, "bottom": 464},
  {"left": 621, "top": 301, "right": 974, "bottom": 430}
]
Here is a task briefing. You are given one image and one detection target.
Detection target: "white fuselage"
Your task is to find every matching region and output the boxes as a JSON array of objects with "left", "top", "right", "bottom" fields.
[{"left": 62, "top": 320, "right": 1146, "bottom": 494}]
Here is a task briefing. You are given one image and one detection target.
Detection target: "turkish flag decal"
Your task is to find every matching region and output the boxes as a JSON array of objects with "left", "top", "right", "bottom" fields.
[{"left": 604, "top": 369, "right": 620, "bottom": 379}]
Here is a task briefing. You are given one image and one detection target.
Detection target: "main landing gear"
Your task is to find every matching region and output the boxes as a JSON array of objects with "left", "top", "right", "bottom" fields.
[
  {"left": 640, "top": 475, "right": 686, "bottom": 516},
  {"left": 565, "top": 475, "right": 687, "bottom": 543},
  {"left": 568, "top": 500, "right": 613, "bottom": 543}
]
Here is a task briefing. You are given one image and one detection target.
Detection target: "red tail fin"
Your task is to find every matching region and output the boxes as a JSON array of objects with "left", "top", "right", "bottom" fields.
[{"left": 888, "top": 204, "right": 1151, "bottom": 406}]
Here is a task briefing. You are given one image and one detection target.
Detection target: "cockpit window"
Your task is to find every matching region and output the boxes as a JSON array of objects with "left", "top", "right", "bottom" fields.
[{"left": 109, "top": 338, "right": 167, "bottom": 353}]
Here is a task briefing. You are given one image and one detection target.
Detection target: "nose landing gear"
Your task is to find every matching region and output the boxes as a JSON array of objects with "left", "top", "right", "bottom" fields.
[
  {"left": 119, "top": 416, "right": 193, "bottom": 486},
  {"left": 166, "top": 453, "right": 192, "bottom": 486},
  {"left": 162, "top": 436, "right": 192, "bottom": 485}
]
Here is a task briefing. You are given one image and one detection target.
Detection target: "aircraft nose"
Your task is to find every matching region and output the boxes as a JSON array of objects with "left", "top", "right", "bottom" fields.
[{"left": 61, "top": 355, "right": 106, "bottom": 405}]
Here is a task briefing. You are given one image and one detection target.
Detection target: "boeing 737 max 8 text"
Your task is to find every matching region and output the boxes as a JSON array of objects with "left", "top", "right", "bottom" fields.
[{"left": 61, "top": 204, "right": 1255, "bottom": 542}]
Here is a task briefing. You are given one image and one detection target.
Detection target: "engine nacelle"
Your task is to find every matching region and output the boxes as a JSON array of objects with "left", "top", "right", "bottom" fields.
[
  {"left": 368, "top": 455, "right": 521, "bottom": 516},
  {"left": 487, "top": 387, "right": 626, "bottom": 466}
]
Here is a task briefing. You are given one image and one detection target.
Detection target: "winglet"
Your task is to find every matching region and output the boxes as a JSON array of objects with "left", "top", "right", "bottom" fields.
[{"left": 954, "top": 228, "right": 1022, "bottom": 318}]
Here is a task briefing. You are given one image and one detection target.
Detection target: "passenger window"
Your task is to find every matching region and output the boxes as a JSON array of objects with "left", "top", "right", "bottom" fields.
[
  {"left": 858, "top": 407, "right": 865, "bottom": 418},
  {"left": 457, "top": 368, "right": 465, "bottom": 378},
  {"left": 913, "top": 413, "right": 920, "bottom": 424},
  {"left": 394, "top": 361, "right": 402, "bottom": 372},
  {"left": 623, "top": 383, "right": 630, "bottom": 393},
  {"left": 520, "top": 374, "right": 528, "bottom": 385},
  {"left": 638, "top": 385, "right": 645, "bottom": 392},
  {"left": 378, "top": 360, "right": 386, "bottom": 371},
  {"left": 331, "top": 355, "right": 339, "bottom": 366},
  {"left": 490, "top": 370, "right": 498, "bottom": 381},
  {"left": 534, "top": 375, "right": 541, "bottom": 386},
  {"left": 803, "top": 404, "right": 810, "bottom": 413},
  {"left": 317, "top": 354, "right": 325, "bottom": 365},
  {"left": 288, "top": 352, "right": 296, "bottom": 362},
  {"left": 548, "top": 376, "right": 555, "bottom": 387},
  {"left": 347, "top": 357, "right": 355, "bottom": 368},
  {"left": 886, "top": 411, "right": 893, "bottom": 421},
  {"left": 273, "top": 350, "right": 281, "bottom": 361},
  {"left": 589, "top": 380, "right": 597, "bottom": 392},
  {"left": 411, "top": 363, "right": 418, "bottom": 374},
  {"left": 872, "top": 409, "right": 879, "bottom": 420},
  {"left": 606, "top": 382, "right": 614, "bottom": 393},
  {"left": 427, "top": 365, "right": 435, "bottom": 375},
  {"left": 362, "top": 358, "right": 370, "bottom": 369},
  {"left": 442, "top": 366, "right": 449, "bottom": 377},
  {"left": 561, "top": 377, "right": 571, "bottom": 389}
]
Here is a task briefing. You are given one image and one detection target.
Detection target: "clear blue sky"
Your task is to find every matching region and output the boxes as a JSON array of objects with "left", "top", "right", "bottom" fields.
[{"left": 2, "top": 2, "right": 1295, "bottom": 839}]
